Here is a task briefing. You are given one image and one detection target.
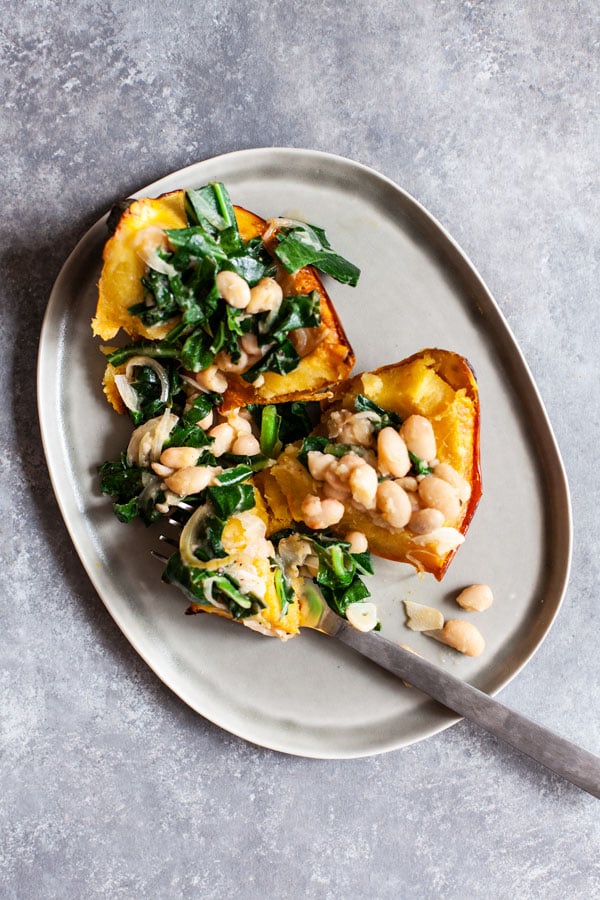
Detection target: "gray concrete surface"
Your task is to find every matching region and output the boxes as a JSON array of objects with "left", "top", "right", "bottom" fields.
[{"left": 2, "top": 1, "right": 599, "bottom": 897}]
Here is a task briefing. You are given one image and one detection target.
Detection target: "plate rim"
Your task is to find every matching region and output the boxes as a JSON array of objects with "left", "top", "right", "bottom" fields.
[{"left": 37, "top": 147, "right": 573, "bottom": 758}]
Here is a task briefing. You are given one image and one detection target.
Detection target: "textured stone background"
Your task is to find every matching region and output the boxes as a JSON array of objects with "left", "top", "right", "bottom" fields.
[{"left": 2, "top": 1, "right": 599, "bottom": 897}]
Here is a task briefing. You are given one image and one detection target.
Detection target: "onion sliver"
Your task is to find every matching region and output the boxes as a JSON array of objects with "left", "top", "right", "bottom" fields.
[
  {"left": 133, "top": 226, "right": 177, "bottom": 277},
  {"left": 114, "top": 374, "right": 141, "bottom": 413},
  {"left": 125, "top": 356, "right": 170, "bottom": 404},
  {"left": 127, "top": 412, "right": 177, "bottom": 467}
]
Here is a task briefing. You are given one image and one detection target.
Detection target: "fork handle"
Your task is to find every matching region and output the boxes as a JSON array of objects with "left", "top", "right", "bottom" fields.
[{"left": 334, "top": 622, "right": 600, "bottom": 799}]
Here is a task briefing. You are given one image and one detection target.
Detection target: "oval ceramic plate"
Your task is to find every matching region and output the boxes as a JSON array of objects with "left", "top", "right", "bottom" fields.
[{"left": 38, "top": 149, "right": 571, "bottom": 758}]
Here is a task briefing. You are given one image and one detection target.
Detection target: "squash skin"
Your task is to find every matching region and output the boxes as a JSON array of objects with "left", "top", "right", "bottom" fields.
[
  {"left": 93, "top": 191, "right": 355, "bottom": 411},
  {"left": 265, "top": 349, "right": 482, "bottom": 580}
]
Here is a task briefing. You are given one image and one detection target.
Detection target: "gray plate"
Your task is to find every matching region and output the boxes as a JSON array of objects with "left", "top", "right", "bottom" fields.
[{"left": 38, "top": 148, "right": 572, "bottom": 758}]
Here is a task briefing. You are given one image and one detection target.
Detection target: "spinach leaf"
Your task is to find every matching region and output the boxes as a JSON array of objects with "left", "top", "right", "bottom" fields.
[
  {"left": 248, "top": 401, "right": 318, "bottom": 450},
  {"left": 162, "top": 552, "right": 264, "bottom": 619},
  {"left": 354, "top": 394, "right": 402, "bottom": 431},
  {"left": 163, "top": 394, "right": 221, "bottom": 449},
  {"left": 98, "top": 457, "right": 163, "bottom": 526},
  {"left": 242, "top": 339, "right": 300, "bottom": 382},
  {"left": 106, "top": 341, "right": 181, "bottom": 368},
  {"left": 165, "top": 227, "right": 229, "bottom": 262},
  {"left": 215, "top": 465, "right": 254, "bottom": 487},
  {"left": 206, "top": 483, "right": 255, "bottom": 519},
  {"left": 408, "top": 451, "right": 433, "bottom": 476},
  {"left": 274, "top": 223, "right": 360, "bottom": 286},
  {"left": 264, "top": 291, "right": 321, "bottom": 344},
  {"left": 297, "top": 436, "right": 371, "bottom": 468},
  {"left": 127, "top": 362, "right": 183, "bottom": 426},
  {"left": 257, "top": 405, "right": 282, "bottom": 458},
  {"left": 274, "top": 566, "right": 294, "bottom": 617}
]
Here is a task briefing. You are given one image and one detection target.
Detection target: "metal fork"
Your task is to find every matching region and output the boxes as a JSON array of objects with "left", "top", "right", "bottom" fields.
[{"left": 153, "top": 522, "right": 600, "bottom": 798}]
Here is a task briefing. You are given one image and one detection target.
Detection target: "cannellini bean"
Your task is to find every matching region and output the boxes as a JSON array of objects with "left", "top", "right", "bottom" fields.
[
  {"left": 455, "top": 583, "right": 494, "bottom": 612},
  {"left": 376, "top": 480, "right": 412, "bottom": 528},
  {"left": 345, "top": 531, "right": 368, "bottom": 553},
  {"left": 418, "top": 475, "right": 461, "bottom": 522},
  {"left": 216, "top": 270, "right": 251, "bottom": 309},
  {"left": 232, "top": 433, "right": 261, "bottom": 456},
  {"left": 434, "top": 463, "right": 472, "bottom": 502},
  {"left": 240, "top": 332, "right": 262, "bottom": 357},
  {"left": 209, "top": 422, "right": 235, "bottom": 456},
  {"left": 301, "top": 495, "right": 345, "bottom": 529},
  {"left": 289, "top": 327, "right": 323, "bottom": 358},
  {"left": 246, "top": 277, "right": 283, "bottom": 314},
  {"left": 397, "top": 476, "right": 418, "bottom": 492},
  {"left": 377, "top": 427, "right": 411, "bottom": 477},
  {"left": 435, "top": 620, "right": 485, "bottom": 657},
  {"left": 226, "top": 409, "right": 253, "bottom": 435},
  {"left": 400, "top": 415, "right": 437, "bottom": 461},
  {"left": 307, "top": 450, "right": 335, "bottom": 481},
  {"left": 160, "top": 446, "right": 201, "bottom": 469},
  {"left": 151, "top": 462, "right": 175, "bottom": 478},
  {"left": 194, "top": 365, "right": 228, "bottom": 393},
  {"left": 323, "top": 481, "right": 350, "bottom": 501},
  {"left": 409, "top": 507, "right": 445, "bottom": 534},
  {"left": 334, "top": 453, "right": 366, "bottom": 481},
  {"left": 349, "top": 463, "right": 378, "bottom": 509},
  {"left": 164, "top": 466, "right": 214, "bottom": 496},
  {"left": 198, "top": 410, "right": 214, "bottom": 431}
]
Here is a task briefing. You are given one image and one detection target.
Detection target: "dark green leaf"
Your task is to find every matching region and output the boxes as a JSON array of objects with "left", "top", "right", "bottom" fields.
[
  {"left": 274, "top": 223, "right": 360, "bottom": 286},
  {"left": 354, "top": 394, "right": 402, "bottom": 431}
]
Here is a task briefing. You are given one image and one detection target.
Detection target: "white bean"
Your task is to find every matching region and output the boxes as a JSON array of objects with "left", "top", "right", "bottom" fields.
[
  {"left": 376, "top": 480, "right": 412, "bottom": 528},
  {"left": 377, "top": 427, "right": 411, "bottom": 477},
  {"left": 307, "top": 450, "right": 335, "bottom": 482},
  {"left": 400, "top": 415, "right": 437, "bottom": 461},
  {"left": 216, "top": 270, "right": 251, "bottom": 309},
  {"left": 164, "top": 466, "right": 214, "bottom": 497},
  {"left": 160, "top": 446, "right": 201, "bottom": 469},
  {"left": 194, "top": 365, "right": 228, "bottom": 393},
  {"left": 345, "top": 531, "right": 368, "bottom": 553},
  {"left": 209, "top": 422, "right": 235, "bottom": 456},
  {"left": 409, "top": 507, "right": 445, "bottom": 534},
  {"left": 240, "top": 332, "right": 262, "bottom": 357},
  {"left": 436, "top": 620, "right": 485, "bottom": 657},
  {"left": 418, "top": 475, "right": 461, "bottom": 522},
  {"left": 349, "top": 463, "right": 378, "bottom": 509},
  {"left": 246, "top": 277, "right": 283, "bottom": 314},
  {"left": 397, "top": 476, "right": 418, "bottom": 492},
  {"left": 301, "top": 495, "right": 345, "bottom": 529},
  {"left": 232, "top": 434, "right": 261, "bottom": 456},
  {"left": 455, "top": 584, "right": 494, "bottom": 612},
  {"left": 434, "top": 462, "right": 472, "bottom": 502}
]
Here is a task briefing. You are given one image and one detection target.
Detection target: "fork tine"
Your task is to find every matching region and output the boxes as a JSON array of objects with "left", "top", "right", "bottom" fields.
[{"left": 151, "top": 549, "right": 169, "bottom": 564}]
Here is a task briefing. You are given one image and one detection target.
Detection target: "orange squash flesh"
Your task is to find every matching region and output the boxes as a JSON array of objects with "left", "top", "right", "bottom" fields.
[
  {"left": 93, "top": 191, "right": 355, "bottom": 413},
  {"left": 265, "top": 349, "right": 482, "bottom": 580}
]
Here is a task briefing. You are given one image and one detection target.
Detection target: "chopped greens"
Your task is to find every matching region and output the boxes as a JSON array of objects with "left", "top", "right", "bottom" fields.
[
  {"left": 354, "top": 394, "right": 402, "bottom": 431},
  {"left": 98, "top": 456, "right": 164, "bottom": 526},
  {"left": 271, "top": 530, "right": 374, "bottom": 621},
  {"left": 108, "top": 183, "right": 357, "bottom": 386},
  {"left": 274, "top": 222, "right": 361, "bottom": 287},
  {"left": 162, "top": 553, "right": 265, "bottom": 619}
]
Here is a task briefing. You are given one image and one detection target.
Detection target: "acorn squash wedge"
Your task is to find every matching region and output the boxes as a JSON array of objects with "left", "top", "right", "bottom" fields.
[
  {"left": 93, "top": 189, "right": 355, "bottom": 413},
  {"left": 265, "top": 349, "right": 482, "bottom": 580}
]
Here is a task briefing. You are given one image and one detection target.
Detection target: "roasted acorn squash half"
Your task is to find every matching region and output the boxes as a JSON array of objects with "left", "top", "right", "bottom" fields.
[
  {"left": 265, "top": 349, "right": 482, "bottom": 580},
  {"left": 93, "top": 190, "right": 355, "bottom": 414}
]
